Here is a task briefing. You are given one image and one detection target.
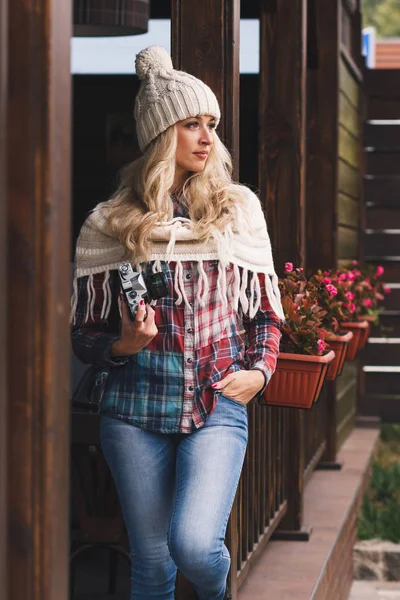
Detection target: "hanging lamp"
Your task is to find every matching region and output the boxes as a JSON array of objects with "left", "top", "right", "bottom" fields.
[{"left": 73, "top": 0, "right": 150, "bottom": 36}]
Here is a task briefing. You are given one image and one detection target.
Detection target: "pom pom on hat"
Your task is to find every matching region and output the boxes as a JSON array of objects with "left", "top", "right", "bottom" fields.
[{"left": 135, "top": 45, "right": 174, "bottom": 80}]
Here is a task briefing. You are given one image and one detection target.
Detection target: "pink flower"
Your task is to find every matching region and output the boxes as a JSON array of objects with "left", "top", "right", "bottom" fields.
[
  {"left": 296, "top": 267, "right": 304, "bottom": 273},
  {"left": 317, "top": 339, "right": 327, "bottom": 354},
  {"left": 326, "top": 284, "right": 338, "bottom": 297},
  {"left": 338, "top": 273, "right": 347, "bottom": 282},
  {"left": 353, "top": 269, "right": 361, "bottom": 277},
  {"left": 376, "top": 266, "right": 384, "bottom": 277},
  {"left": 347, "top": 272, "right": 356, "bottom": 282},
  {"left": 352, "top": 260, "right": 358, "bottom": 266},
  {"left": 322, "top": 277, "right": 332, "bottom": 284},
  {"left": 349, "top": 303, "right": 356, "bottom": 313},
  {"left": 384, "top": 286, "right": 391, "bottom": 295},
  {"left": 346, "top": 292, "right": 355, "bottom": 301},
  {"left": 324, "top": 271, "right": 330, "bottom": 276},
  {"left": 285, "top": 262, "right": 293, "bottom": 272},
  {"left": 362, "top": 298, "right": 372, "bottom": 308}
]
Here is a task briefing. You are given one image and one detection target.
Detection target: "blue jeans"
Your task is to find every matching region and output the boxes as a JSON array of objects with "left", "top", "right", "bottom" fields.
[{"left": 100, "top": 394, "right": 248, "bottom": 600}]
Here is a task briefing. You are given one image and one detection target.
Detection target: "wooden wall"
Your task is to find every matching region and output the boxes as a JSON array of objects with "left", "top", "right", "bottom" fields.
[
  {"left": 337, "top": 55, "right": 362, "bottom": 265},
  {"left": 360, "top": 69, "right": 400, "bottom": 422}
]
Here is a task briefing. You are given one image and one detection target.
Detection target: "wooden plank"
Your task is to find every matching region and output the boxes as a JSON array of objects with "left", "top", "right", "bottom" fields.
[
  {"left": 339, "top": 91, "right": 360, "bottom": 138},
  {"left": 365, "top": 69, "right": 400, "bottom": 97},
  {"left": 172, "top": 0, "right": 240, "bottom": 179},
  {"left": 366, "top": 151, "right": 400, "bottom": 177},
  {"left": 364, "top": 232, "right": 400, "bottom": 257},
  {"left": 367, "top": 98, "right": 400, "bottom": 120},
  {"left": 338, "top": 193, "right": 359, "bottom": 227},
  {"left": 338, "top": 158, "right": 359, "bottom": 199},
  {"left": 364, "top": 372, "right": 400, "bottom": 395},
  {"left": 359, "top": 395, "right": 400, "bottom": 422},
  {"left": 259, "top": 0, "right": 307, "bottom": 271},
  {"left": 305, "top": 0, "right": 339, "bottom": 271},
  {"left": 0, "top": 0, "right": 7, "bottom": 596},
  {"left": 340, "top": 58, "right": 360, "bottom": 107},
  {"left": 380, "top": 287, "right": 400, "bottom": 311},
  {"left": 364, "top": 177, "right": 400, "bottom": 207},
  {"left": 366, "top": 207, "right": 400, "bottom": 229},
  {"left": 372, "top": 314, "right": 400, "bottom": 336},
  {"left": 365, "top": 124, "right": 400, "bottom": 150},
  {"left": 6, "top": 1, "right": 71, "bottom": 599},
  {"left": 362, "top": 343, "right": 400, "bottom": 365},
  {"left": 338, "top": 225, "right": 358, "bottom": 258},
  {"left": 339, "top": 124, "right": 360, "bottom": 168}
]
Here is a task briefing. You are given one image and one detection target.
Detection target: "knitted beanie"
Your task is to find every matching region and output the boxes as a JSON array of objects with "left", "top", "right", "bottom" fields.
[{"left": 134, "top": 46, "right": 221, "bottom": 152}]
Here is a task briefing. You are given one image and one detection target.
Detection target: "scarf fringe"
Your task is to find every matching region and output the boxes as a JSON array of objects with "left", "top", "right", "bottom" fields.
[{"left": 70, "top": 260, "right": 284, "bottom": 325}]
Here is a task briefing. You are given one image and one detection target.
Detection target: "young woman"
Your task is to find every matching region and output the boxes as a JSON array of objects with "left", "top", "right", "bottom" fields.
[{"left": 71, "top": 45, "right": 284, "bottom": 600}]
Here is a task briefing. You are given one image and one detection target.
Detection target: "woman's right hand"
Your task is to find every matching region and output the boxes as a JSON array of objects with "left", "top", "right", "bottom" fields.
[{"left": 111, "top": 299, "right": 158, "bottom": 357}]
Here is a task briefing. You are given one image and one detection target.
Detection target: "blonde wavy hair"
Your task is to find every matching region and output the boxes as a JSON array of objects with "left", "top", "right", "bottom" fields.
[{"left": 105, "top": 124, "right": 249, "bottom": 261}]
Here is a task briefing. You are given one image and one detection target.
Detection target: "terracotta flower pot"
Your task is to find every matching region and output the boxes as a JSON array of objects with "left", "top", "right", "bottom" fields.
[
  {"left": 339, "top": 320, "right": 369, "bottom": 359},
  {"left": 325, "top": 331, "right": 354, "bottom": 381},
  {"left": 262, "top": 350, "right": 335, "bottom": 410}
]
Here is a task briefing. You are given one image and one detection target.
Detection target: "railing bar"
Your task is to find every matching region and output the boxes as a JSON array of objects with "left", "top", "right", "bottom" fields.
[{"left": 259, "top": 407, "right": 267, "bottom": 535}]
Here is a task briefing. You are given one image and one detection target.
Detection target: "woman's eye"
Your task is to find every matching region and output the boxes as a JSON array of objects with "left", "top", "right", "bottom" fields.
[
  {"left": 208, "top": 123, "right": 216, "bottom": 130},
  {"left": 186, "top": 122, "right": 199, "bottom": 129}
]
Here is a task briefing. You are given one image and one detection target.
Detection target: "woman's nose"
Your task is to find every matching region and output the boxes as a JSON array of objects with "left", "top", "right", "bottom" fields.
[{"left": 200, "top": 127, "right": 213, "bottom": 145}]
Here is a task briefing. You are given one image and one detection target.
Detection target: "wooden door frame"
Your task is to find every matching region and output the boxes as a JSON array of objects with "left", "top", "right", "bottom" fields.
[
  {"left": 6, "top": 1, "right": 71, "bottom": 599},
  {"left": 0, "top": 0, "right": 8, "bottom": 598}
]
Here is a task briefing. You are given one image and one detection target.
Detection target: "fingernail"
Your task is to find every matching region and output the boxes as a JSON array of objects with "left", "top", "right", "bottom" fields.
[
  {"left": 211, "top": 383, "right": 218, "bottom": 388},
  {"left": 140, "top": 300, "right": 145, "bottom": 305}
]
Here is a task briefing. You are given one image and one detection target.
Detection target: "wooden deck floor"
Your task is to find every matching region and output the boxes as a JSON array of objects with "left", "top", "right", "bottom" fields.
[{"left": 237, "top": 426, "right": 380, "bottom": 600}]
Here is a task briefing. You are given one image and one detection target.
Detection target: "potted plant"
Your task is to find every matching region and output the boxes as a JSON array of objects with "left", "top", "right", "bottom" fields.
[
  {"left": 323, "top": 267, "right": 369, "bottom": 359},
  {"left": 351, "top": 261, "right": 390, "bottom": 342},
  {"left": 263, "top": 264, "right": 335, "bottom": 410},
  {"left": 309, "top": 270, "right": 354, "bottom": 380}
]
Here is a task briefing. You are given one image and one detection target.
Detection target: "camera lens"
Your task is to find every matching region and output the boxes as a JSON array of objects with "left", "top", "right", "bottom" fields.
[{"left": 128, "top": 291, "right": 137, "bottom": 300}]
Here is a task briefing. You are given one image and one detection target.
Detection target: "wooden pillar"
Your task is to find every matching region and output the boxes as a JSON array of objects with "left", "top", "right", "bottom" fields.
[
  {"left": 171, "top": 0, "right": 240, "bottom": 177},
  {"left": 171, "top": 1, "right": 241, "bottom": 595},
  {"left": 259, "top": 0, "right": 307, "bottom": 273},
  {"left": 0, "top": 1, "right": 8, "bottom": 598},
  {"left": 6, "top": 1, "right": 71, "bottom": 599},
  {"left": 305, "top": 1, "right": 340, "bottom": 466},
  {"left": 306, "top": 0, "right": 339, "bottom": 272},
  {"left": 259, "top": 0, "right": 310, "bottom": 539}
]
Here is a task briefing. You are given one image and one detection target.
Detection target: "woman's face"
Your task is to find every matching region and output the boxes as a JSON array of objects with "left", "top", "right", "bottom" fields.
[{"left": 175, "top": 115, "right": 216, "bottom": 179}]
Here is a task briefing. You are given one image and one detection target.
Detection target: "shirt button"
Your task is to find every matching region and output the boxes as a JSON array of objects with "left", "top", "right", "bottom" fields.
[
  {"left": 185, "top": 273, "right": 191, "bottom": 280},
  {"left": 187, "top": 328, "right": 193, "bottom": 334},
  {"left": 188, "top": 385, "right": 194, "bottom": 392},
  {"left": 187, "top": 357, "right": 193, "bottom": 364}
]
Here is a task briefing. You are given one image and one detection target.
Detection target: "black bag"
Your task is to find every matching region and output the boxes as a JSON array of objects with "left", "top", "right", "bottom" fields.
[{"left": 72, "top": 365, "right": 110, "bottom": 413}]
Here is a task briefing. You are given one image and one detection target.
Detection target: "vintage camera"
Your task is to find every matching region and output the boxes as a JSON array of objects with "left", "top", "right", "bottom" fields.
[{"left": 118, "top": 262, "right": 169, "bottom": 319}]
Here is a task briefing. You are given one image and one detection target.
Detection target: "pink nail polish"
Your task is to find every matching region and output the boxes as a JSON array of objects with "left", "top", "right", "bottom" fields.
[{"left": 211, "top": 383, "right": 218, "bottom": 388}]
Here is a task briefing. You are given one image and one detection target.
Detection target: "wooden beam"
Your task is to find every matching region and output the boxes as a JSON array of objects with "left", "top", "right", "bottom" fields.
[
  {"left": 306, "top": 0, "right": 339, "bottom": 271},
  {"left": 0, "top": 0, "right": 8, "bottom": 598},
  {"left": 259, "top": 0, "right": 308, "bottom": 536},
  {"left": 171, "top": 3, "right": 240, "bottom": 596},
  {"left": 6, "top": 1, "right": 71, "bottom": 599},
  {"left": 259, "top": 0, "right": 307, "bottom": 272},
  {"left": 171, "top": 0, "right": 240, "bottom": 178}
]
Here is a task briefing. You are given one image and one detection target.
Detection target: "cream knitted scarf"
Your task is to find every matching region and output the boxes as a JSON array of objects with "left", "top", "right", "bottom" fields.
[{"left": 71, "top": 189, "right": 284, "bottom": 323}]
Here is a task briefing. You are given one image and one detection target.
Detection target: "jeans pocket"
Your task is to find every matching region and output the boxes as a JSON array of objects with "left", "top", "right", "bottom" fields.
[{"left": 219, "top": 393, "right": 247, "bottom": 409}]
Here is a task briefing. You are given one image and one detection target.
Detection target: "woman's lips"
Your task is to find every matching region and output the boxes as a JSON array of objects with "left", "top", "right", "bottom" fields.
[{"left": 193, "top": 152, "right": 209, "bottom": 159}]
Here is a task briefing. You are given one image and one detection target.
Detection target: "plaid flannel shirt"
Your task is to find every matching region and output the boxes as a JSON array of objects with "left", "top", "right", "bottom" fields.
[{"left": 72, "top": 205, "right": 281, "bottom": 434}]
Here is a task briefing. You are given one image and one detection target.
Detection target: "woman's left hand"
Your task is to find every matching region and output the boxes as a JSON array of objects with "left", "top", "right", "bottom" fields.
[{"left": 212, "top": 370, "right": 265, "bottom": 405}]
